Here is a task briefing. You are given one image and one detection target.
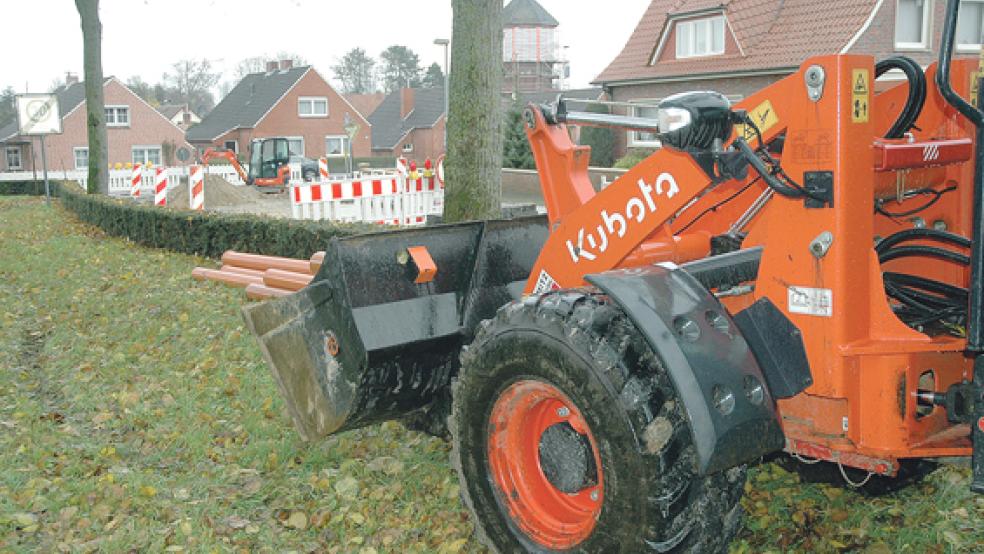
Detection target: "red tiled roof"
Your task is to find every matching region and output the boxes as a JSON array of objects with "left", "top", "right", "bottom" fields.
[{"left": 594, "top": 0, "right": 880, "bottom": 84}]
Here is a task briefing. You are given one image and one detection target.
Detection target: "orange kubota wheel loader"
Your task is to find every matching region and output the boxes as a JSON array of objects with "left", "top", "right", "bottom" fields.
[{"left": 242, "top": 1, "right": 983, "bottom": 551}]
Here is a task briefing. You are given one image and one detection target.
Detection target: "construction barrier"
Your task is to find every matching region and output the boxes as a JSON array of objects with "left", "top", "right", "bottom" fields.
[
  {"left": 130, "top": 163, "right": 142, "bottom": 197},
  {"left": 189, "top": 165, "right": 204, "bottom": 211},
  {"left": 318, "top": 158, "right": 329, "bottom": 180},
  {"left": 289, "top": 160, "right": 444, "bottom": 226},
  {"left": 154, "top": 168, "right": 167, "bottom": 207}
]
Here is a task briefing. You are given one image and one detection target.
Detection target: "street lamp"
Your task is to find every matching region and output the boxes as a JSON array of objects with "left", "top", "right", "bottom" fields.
[{"left": 434, "top": 38, "right": 450, "bottom": 151}]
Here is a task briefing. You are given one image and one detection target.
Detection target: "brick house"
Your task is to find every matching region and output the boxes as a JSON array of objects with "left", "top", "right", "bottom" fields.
[
  {"left": 0, "top": 76, "right": 194, "bottom": 172},
  {"left": 186, "top": 61, "right": 371, "bottom": 162},
  {"left": 367, "top": 87, "right": 446, "bottom": 161},
  {"left": 594, "top": 0, "right": 984, "bottom": 158}
]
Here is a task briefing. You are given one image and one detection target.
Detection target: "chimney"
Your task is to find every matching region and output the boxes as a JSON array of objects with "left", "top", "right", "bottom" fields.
[
  {"left": 400, "top": 88, "right": 415, "bottom": 119},
  {"left": 65, "top": 72, "right": 78, "bottom": 86},
  {"left": 266, "top": 61, "right": 279, "bottom": 73},
  {"left": 279, "top": 59, "right": 293, "bottom": 71}
]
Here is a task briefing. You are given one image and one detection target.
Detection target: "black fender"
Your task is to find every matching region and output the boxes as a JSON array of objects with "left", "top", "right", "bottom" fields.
[{"left": 586, "top": 263, "right": 785, "bottom": 474}]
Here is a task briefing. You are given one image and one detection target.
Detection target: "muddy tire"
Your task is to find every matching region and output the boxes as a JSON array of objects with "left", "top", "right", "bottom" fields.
[
  {"left": 777, "top": 456, "right": 938, "bottom": 496},
  {"left": 450, "top": 291, "right": 746, "bottom": 553}
]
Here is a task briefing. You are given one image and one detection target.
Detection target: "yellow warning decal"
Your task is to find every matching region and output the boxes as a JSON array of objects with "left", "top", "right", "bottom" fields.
[
  {"left": 852, "top": 68, "right": 870, "bottom": 123},
  {"left": 735, "top": 99, "right": 779, "bottom": 141},
  {"left": 971, "top": 70, "right": 984, "bottom": 107}
]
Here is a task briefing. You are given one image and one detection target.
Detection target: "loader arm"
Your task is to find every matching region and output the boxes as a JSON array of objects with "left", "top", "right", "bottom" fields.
[{"left": 522, "top": 72, "right": 798, "bottom": 294}]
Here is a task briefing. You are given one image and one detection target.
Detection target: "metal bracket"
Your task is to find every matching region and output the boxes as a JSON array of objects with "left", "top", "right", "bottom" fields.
[
  {"left": 804, "top": 65, "right": 826, "bottom": 102},
  {"left": 809, "top": 231, "right": 834, "bottom": 259},
  {"left": 804, "top": 171, "right": 834, "bottom": 208}
]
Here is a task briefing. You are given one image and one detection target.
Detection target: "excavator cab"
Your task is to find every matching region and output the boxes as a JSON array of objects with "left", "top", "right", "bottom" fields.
[{"left": 248, "top": 137, "right": 291, "bottom": 184}]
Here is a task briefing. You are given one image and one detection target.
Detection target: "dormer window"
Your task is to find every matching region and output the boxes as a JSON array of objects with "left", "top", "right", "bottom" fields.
[{"left": 676, "top": 15, "right": 725, "bottom": 58}]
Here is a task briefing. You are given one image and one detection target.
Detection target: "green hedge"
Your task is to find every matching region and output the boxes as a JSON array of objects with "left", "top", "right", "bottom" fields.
[
  {"left": 0, "top": 181, "right": 54, "bottom": 196},
  {"left": 4, "top": 181, "right": 374, "bottom": 259}
]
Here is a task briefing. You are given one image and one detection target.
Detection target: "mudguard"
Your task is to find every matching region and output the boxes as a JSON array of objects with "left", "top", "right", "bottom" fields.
[{"left": 586, "top": 263, "right": 785, "bottom": 474}]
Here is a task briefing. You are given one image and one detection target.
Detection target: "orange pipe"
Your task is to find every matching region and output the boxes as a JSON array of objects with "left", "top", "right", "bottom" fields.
[
  {"left": 220, "top": 265, "right": 265, "bottom": 278},
  {"left": 245, "top": 283, "right": 292, "bottom": 300},
  {"left": 310, "top": 251, "right": 326, "bottom": 273},
  {"left": 221, "top": 251, "right": 312, "bottom": 275},
  {"left": 192, "top": 267, "right": 264, "bottom": 288},
  {"left": 263, "top": 268, "right": 314, "bottom": 292}
]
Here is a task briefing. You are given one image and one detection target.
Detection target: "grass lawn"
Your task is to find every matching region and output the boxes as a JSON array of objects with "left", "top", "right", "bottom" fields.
[{"left": 0, "top": 195, "right": 981, "bottom": 553}]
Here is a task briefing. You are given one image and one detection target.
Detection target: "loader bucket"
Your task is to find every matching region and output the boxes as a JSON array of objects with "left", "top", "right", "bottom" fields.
[{"left": 242, "top": 217, "right": 549, "bottom": 440}]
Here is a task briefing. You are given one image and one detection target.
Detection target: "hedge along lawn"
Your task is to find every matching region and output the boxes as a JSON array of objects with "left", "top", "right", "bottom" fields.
[{"left": 0, "top": 195, "right": 981, "bottom": 553}]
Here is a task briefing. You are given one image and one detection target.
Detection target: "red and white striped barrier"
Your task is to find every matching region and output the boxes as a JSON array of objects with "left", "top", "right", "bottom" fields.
[
  {"left": 318, "top": 157, "right": 329, "bottom": 180},
  {"left": 189, "top": 165, "right": 204, "bottom": 211},
  {"left": 130, "top": 163, "right": 142, "bottom": 197},
  {"left": 290, "top": 173, "right": 443, "bottom": 226},
  {"left": 154, "top": 167, "right": 167, "bottom": 207}
]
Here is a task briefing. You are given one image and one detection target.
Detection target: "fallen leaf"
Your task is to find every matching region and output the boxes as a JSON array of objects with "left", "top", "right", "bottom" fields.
[
  {"left": 286, "top": 511, "right": 308, "bottom": 530},
  {"left": 223, "top": 515, "right": 249, "bottom": 530},
  {"left": 334, "top": 476, "right": 359, "bottom": 499}
]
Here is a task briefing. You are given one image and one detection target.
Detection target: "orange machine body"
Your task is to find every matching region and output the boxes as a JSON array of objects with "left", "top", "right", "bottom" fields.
[{"left": 523, "top": 54, "right": 979, "bottom": 474}]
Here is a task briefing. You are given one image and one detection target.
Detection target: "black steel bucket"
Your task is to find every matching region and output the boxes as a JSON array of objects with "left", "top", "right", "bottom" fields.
[{"left": 242, "top": 217, "right": 548, "bottom": 440}]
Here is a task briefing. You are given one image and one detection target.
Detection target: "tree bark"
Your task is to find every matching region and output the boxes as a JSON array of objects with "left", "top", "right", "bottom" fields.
[
  {"left": 444, "top": 0, "right": 503, "bottom": 222},
  {"left": 75, "top": 0, "right": 108, "bottom": 194}
]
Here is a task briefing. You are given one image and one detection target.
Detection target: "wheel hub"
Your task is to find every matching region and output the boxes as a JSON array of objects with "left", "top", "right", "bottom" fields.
[
  {"left": 487, "top": 380, "right": 604, "bottom": 549},
  {"left": 538, "top": 422, "right": 598, "bottom": 494}
]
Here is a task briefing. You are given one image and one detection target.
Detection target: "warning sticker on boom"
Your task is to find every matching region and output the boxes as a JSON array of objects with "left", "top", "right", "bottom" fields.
[
  {"left": 533, "top": 270, "right": 561, "bottom": 294},
  {"left": 852, "top": 69, "right": 870, "bottom": 123},
  {"left": 735, "top": 99, "right": 779, "bottom": 141},
  {"left": 788, "top": 286, "right": 833, "bottom": 317}
]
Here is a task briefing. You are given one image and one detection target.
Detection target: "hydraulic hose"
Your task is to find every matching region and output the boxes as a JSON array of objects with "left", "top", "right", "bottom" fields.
[
  {"left": 879, "top": 245, "right": 970, "bottom": 265},
  {"left": 875, "top": 56, "right": 927, "bottom": 139},
  {"left": 874, "top": 228, "right": 971, "bottom": 254}
]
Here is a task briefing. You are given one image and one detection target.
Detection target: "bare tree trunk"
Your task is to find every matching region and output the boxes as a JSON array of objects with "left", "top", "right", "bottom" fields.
[
  {"left": 75, "top": 0, "right": 108, "bottom": 194},
  {"left": 444, "top": 0, "right": 502, "bottom": 222}
]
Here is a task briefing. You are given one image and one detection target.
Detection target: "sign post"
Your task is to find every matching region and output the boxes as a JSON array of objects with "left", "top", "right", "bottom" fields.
[
  {"left": 16, "top": 94, "right": 62, "bottom": 205},
  {"left": 344, "top": 113, "right": 360, "bottom": 177}
]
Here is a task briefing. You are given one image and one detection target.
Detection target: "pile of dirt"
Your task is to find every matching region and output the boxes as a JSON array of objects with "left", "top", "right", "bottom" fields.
[{"left": 168, "top": 174, "right": 268, "bottom": 210}]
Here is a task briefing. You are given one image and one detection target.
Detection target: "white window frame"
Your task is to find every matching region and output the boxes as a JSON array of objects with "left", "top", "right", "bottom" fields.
[
  {"left": 298, "top": 96, "right": 328, "bottom": 118},
  {"left": 73, "top": 147, "right": 88, "bottom": 170},
  {"left": 402, "top": 142, "right": 414, "bottom": 153},
  {"left": 105, "top": 105, "right": 130, "bottom": 127},
  {"left": 627, "top": 100, "right": 663, "bottom": 148},
  {"left": 325, "top": 135, "right": 349, "bottom": 157},
  {"left": 675, "top": 15, "right": 726, "bottom": 59},
  {"left": 131, "top": 145, "right": 162, "bottom": 166},
  {"left": 5, "top": 146, "right": 22, "bottom": 170},
  {"left": 285, "top": 136, "right": 305, "bottom": 157},
  {"left": 895, "top": 0, "right": 932, "bottom": 50},
  {"left": 224, "top": 140, "right": 237, "bottom": 154},
  {"left": 957, "top": 0, "right": 984, "bottom": 51}
]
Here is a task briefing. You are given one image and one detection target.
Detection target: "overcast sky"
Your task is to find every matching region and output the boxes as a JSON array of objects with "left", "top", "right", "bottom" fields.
[{"left": 1, "top": 0, "right": 650, "bottom": 95}]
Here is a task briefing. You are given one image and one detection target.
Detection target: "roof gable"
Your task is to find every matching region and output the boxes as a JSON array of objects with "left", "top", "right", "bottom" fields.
[
  {"left": 503, "top": 0, "right": 559, "bottom": 27},
  {"left": 594, "top": 0, "right": 880, "bottom": 85},
  {"left": 186, "top": 66, "right": 309, "bottom": 141},
  {"left": 368, "top": 87, "right": 445, "bottom": 150}
]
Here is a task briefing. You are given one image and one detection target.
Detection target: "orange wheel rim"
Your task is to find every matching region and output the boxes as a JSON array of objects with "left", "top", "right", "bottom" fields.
[{"left": 487, "top": 380, "right": 604, "bottom": 549}]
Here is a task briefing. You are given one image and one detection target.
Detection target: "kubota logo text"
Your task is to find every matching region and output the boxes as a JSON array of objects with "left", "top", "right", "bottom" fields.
[{"left": 566, "top": 173, "right": 680, "bottom": 263}]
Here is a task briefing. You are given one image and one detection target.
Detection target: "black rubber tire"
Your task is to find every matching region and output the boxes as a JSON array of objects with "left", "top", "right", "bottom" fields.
[
  {"left": 302, "top": 170, "right": 317, "bottom": 182},
  {"left": 777, "top": 455, "right": 938, "bottom": 496},
  {"left": 451, "top": 290, "right": 746, "bottom": 553}
]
